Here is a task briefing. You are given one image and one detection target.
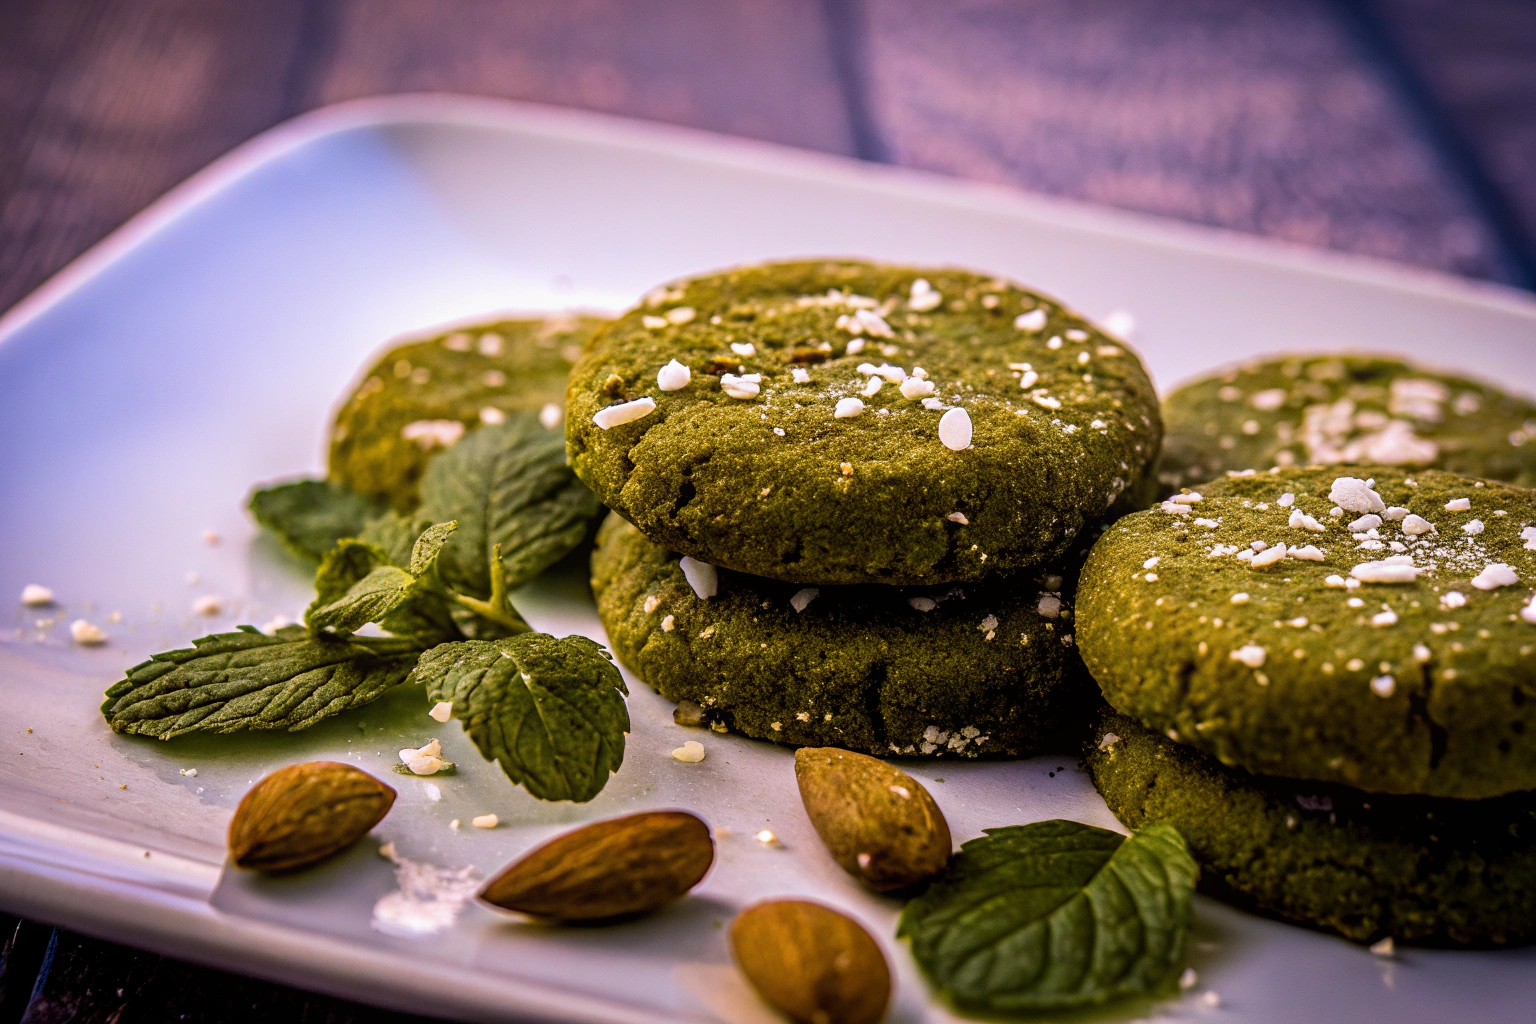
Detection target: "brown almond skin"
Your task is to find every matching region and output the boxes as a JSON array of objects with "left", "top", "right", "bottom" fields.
[
  {"left": 480, "top": 810, "right": 713, "bottom": 921},
  {"left": 732, "top": 900, "right": 890, "bottom": 1024},
  {"left": 795, "top": 747, "right": 951, "bottom": 891},
  {"left": 228, "top": 761, "right": 396, "bottom": 872}
]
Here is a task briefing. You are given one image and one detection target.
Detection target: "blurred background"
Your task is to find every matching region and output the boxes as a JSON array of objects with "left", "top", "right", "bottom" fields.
[
  {"left": 0, "top": 0, "right": 1532, "bottom": 1019},
  {"left": 4, "top": 0, "right": 1536, "bottom": 322}
]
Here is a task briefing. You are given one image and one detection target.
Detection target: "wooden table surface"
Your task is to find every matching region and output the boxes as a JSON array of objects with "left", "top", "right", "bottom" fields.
[{"left": 1, "top": 0, "right": 1533, "bottom": 1019}]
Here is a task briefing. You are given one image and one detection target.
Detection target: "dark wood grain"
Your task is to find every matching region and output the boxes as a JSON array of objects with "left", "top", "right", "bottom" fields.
[
  {"left": 0, "top": 0, "right": 857, "bottom": 319},
  {"left": 305, "top": 0, "right": 856, "bottom": 155},
  {"left": 0, "top": 0, "right": 312, "bottom": 316},
  {"left": 0, "top": 917, "right": 53, "bottom": 1022},
  {"left": 1368, "top": 0, "right": 1536, "bottom": 285},
  {"left": 856, "top": 0, "right": 1513, "bottom": 282}
]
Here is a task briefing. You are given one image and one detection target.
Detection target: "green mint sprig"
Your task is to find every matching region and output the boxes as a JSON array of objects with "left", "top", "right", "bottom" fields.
[
  {"left": 409, "top": 633, "right": 629, "bottom": 803},
  {"left": 100, "top": 626, "right": 423, "bottom": 739},
  {"left": 898, "top": 820, "right": 1197, "bottom": 1012},
  {"left": 107, "top": 413, "right": 628, "bottom": 803}
]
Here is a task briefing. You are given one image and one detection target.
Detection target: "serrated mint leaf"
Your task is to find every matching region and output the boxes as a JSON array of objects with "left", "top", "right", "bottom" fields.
[
  {"left": 311, "top": 525, "right": 462, "bottom": 645},
  {"left": 306, "top": 525, "right": 457, "bottom": 637},
  {"left": 377, "top": 570, "right": 470, "bottom": 648},
  {"left": 898, "top": 820, "right": 1197, "bottom": 1012},
  {"left": 409, "top": 633, "right": 628, "bottom": 802},
  {"left": 409, "top": 519, "right": 459, "bottom": 575},
  {"left": 308, "top": 564, "right": 419, "bottom": 634},
  {"left": 357, "top": 511, "right": 429, "bottom": 568},
  {"left": 100, "top": 627, "right": 422, "bottom": 739},
  {"left": 328, "top": 521, "right": 528, "bottom": 641},
  {"left": 248, "top": 477, "right": 386, "bottom": 561},
  {"left": 417, "top": 415, "right": 601, "bottom": 597},
  {"left": 310, "top": 539, "right": 390, "bottom": 608}
]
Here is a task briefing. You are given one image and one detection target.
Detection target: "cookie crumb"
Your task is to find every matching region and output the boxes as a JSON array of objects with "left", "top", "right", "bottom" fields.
[{"left": 671, "top": 740, "right": 706, "bottom": 763}]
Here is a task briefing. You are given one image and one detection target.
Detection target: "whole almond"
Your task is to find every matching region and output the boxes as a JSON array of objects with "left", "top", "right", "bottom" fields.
[
  {"left": 795, "top": 747, "right": 951, "bottom": 891},
  {"left": 228, "top": 761, "right": 395, "bottom": 872},
  {"left": 480, "top": 810, "right": 713, "bottom": 921},
  {"left": 732, "top": 900, "right": 890, "bottom": 1024}
]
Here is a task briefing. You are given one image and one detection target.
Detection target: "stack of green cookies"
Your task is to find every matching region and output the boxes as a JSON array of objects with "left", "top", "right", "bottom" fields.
[
  {"left": 1079, "top": 464, "right": 1536, "bottom": 946},
  {"left": 572, "top": 259, "right": 1164, "bottom": 758}
]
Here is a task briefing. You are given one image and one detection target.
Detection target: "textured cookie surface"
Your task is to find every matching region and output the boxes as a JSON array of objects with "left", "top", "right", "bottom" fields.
[
  {"left": 331, "top": 315, "right": 606, "bottom": 509},
  {"left": 1089, "top": 712, "right": 1536, "bottom": 947},
  {"left": 590, "top": 513, "right": 1095, "bottom": 757},
  {"left": 567, "top": 261, "right": 1160, "bottom": 585},
  {"left": 1077, "top": 466, "right": 1536, "bottom": 799},
  {"left": 1159, "top": 354, "right": 1536, "bottom": 492}
]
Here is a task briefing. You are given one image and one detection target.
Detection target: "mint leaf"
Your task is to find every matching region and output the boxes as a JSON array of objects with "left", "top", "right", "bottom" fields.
[
  {"left": 409, "top": 520, "right": 459, "bottom": 575},
  {"left": 101, "top": 627, "right": 422, "bottom": 739},
  {"left": 313, "top": 519, "right": 531, "bottom": 643},
  {"left": 309, "top": 539, "right": 391, "bottom": 609},
  {"left": 306, "top": 523, "right": 469, "bottom": 637},
  {"left": 357, "top": 511, "right": 428, "bottom": 568},
  {"left": 308, "top": 564, "right": 419, "bottom": 634},
  {"left": 377, "top": 565, "right": 470, "bottom": 646},
  {"left": 409, "top": 633, "right": 628, "bottom": 802},
  {"left": 345, "top": 514, "right": 470, "bottom": 643},
  {"left": 248, "top": 478, "right": 385, "bottom": 561},
  {"left": 417, "top": 415, "right": 600, "bottom": 597},
  {"left": 898, "top": 820, "right": 1197, "bottom": 1012}
]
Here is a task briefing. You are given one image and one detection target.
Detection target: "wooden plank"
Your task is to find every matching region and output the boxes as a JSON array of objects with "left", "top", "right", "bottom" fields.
[
  {"left": 0, "top": 0, "right": 311, "bottom": 315},
  {"left": 856, "top": 0, "right": 1514, "bottom": 282},
  {"left": 0, "top": 916, "right": 53, "bottom": 1022},
  {"left": 16, "top": 928, "right": 450, "bottom": 1024},
  {"left": 1368, "top": 0, "right": 1536, "bottom": 285},
  {"left": 305, "top": 0, "right": 856, "bottom": 155}
]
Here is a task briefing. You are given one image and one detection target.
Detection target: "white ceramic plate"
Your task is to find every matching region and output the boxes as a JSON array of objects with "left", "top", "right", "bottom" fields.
[{"left": 2, "top": 96, "right": 1535, "bottom": 1024}]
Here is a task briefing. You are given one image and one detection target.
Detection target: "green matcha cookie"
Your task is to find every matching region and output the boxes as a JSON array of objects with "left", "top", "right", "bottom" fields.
[
  {"left": 1088, "top": 712, "right": 1536, "bottom": 946},
  {"left": 1159, "top": 355, "right": 1536, "bottom": 492},
  {"left": 331, "top": 315, "right": 607, "bottom": 509},
  {"left": 1078, "top": 465, "right": 1536, "bottom": 798},
  {"left": 590, "top": 513, "right": 1095, "bottom": 756},
  {"left": 568, "top": 261, "right": 1160, "bottom": 585}
]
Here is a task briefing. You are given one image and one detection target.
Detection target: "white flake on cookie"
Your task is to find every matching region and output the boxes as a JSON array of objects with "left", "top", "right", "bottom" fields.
[
  {"left": 657, "top": 359, "right": 691, "bottom": 391},
  {"left": 1230, "top": 644, "right": 1266, "bottom": 668},
  {"left": 1350, "top": 555, "right": 1422, "bottom": 584},
  {"left": 592, "top": 398, "right": 656, "bottom": 429},
  {"left": 679, "top": 557, "right": 718, "bottom": 599},
  {"left": 1014, "top": 309, "right": 1047, "bottom": 332},
  {"left": 1471, "top": 563, "right": 1517, "bottom": 590},
  {"left": 907, "top": 278, "right": 943, "bottom": 312},
  {"left": 938, "top": 408, "right": 972, "bottom": 450}
]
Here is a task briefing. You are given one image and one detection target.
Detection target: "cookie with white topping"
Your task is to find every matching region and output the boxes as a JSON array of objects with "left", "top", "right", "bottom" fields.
[
  {"left": 1088, "top": 711, "right": 1536, "bottom": 947},
  {"left": 1077, "top": 466, "right": 1536, "bottom": 799},
  {"left": 567, "top": 260, "right": 1160, "bottom": 586},
  {"left": 1158, "top": 354, "right": 1536, "bottom": 493},
  {"left": 330, "top": 315, "right": 607, "bottom": 509},
  {"left": 590, "top": 513, "right": 1096, "bottom": 758}
]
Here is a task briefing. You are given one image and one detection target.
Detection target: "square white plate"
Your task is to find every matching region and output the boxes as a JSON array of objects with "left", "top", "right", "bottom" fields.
[{"left": 2, "top": 96, "right": 1536, "bottom": 1024}]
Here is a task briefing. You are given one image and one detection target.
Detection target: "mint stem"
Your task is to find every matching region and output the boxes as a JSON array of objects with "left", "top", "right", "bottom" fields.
[
  {"left": 488, "top": 542, "right": 510, "bottom": 616},
  {"left": 453, "top": 593, "right": 531, "bottom": 634},
  {"left": 452, "top": 543, "right": 531, "bottom": 633}
]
